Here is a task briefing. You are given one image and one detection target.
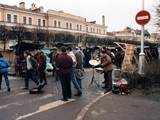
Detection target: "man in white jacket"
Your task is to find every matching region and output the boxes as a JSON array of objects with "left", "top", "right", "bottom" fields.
[
  {"left": 66, "top": 47, "right": 82, "bottom": 96},
  {"left": 23, "top": 51, "right": 41, "bottom": 90}
]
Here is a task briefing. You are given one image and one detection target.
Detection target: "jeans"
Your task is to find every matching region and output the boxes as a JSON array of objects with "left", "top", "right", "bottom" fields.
[
  {"left": 70, "top": 67, "right": 82, "bottom": 94},
  {"left": 76, "top": 77, "right": 82, "bottom": 89},
  {"left": 38, "top": 66, "right": 47, "bottom": 83},
  {"left": 0, "top": 72, "right": 10, "bottom": 88},
  {"left": 24, "top": 69, "right": 39, "bottom": 88}
]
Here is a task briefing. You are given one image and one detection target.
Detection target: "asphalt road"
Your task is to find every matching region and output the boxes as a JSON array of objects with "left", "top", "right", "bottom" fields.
[{"left": 0, "top": 68, "right": 106, "bottom": 120}]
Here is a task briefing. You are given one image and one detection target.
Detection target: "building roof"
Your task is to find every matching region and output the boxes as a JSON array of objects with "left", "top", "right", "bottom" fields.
[
  {"left": 110, "top": 27, "right": 150, "bottom": 37},
  {"left": 0, "top": 3, "right": 46, "bottom": 16},
  {"left": 133, "top": 29, "right": 150, "bottom": 36}
]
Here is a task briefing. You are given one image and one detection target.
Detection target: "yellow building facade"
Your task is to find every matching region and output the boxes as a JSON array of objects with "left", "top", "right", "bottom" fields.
[{"left": 0, "top": 2, "right": 107, "bottom": 37}]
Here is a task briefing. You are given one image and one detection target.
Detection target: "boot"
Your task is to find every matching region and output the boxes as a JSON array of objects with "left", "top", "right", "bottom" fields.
[
  {"left": 44, "top": 80, "right": 47, "bottom": 85},
  {"left": 7, "top": 86, "right": 11, "bottom": 92}
]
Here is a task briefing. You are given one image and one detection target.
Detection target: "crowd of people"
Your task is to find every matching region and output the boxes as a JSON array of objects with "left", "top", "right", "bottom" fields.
[
  {"left": 0, "top": 45, "right": 126, "bottom": 101},
  {"left": 23, "top": 49, "right": 47, "bottom": 90}
]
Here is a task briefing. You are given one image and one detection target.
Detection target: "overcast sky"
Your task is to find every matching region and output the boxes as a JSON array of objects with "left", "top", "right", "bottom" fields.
[{"left": 0, "top": 0, "right": 158, "bottom": 33}]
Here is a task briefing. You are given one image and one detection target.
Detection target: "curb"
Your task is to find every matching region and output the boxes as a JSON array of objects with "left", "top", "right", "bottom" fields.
[{"left": 75, "top": 91, "right": 111, "bottom": 120}]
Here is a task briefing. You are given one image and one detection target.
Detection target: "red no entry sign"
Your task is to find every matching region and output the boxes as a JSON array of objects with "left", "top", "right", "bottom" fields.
[{"left": 135, "top": 10, "right": 151, "bottom": 25}]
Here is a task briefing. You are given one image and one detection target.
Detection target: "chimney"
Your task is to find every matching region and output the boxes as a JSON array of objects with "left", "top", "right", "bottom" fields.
[
  {"left": 102, "top": 15, "right": 105, "bottom": 26},
  {"left": 19, "top": 2, "right": 25, "bottom": 9},
  {"left": 31, "top": 3, "right": 37, "bottom": 10},
  {"left": 39, "top": 6, "right": 44, "bottom": 12}
]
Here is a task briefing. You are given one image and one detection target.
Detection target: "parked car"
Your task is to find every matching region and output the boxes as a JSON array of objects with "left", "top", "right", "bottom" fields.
[{"left": 40, "top": 48, "right": 53, "bottom": 72}]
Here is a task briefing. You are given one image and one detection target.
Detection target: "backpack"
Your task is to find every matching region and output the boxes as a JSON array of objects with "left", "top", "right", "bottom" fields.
[{"left": 30, "top": 57, "right": 38, "bottom": 70}]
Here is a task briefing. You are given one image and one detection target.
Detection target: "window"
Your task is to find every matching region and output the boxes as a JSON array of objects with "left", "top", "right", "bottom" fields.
[
  {"left": 66, "top": 22, "right": 69, "bottom": 29},
  {"left": 91, "top": 28, "right": 92, "bottom": 33},
  {"left": 58, "top": 21, "right": 61, "bottom": 28},
  {"left": 86, "top": 27, "right": 88, "bottom": 32},
  {"left": 13, "top": 15, "right": 17, "bottom": 23},
  {"left": 29, "top": 17, "right": 32, "bottom": 25},
  {"left": 97, "top": 29, "right": 99, "bottom": 33},
  {"left": 80, "top": 25, "right": 82, "bottom": 31},
  {"left": 104, "top": 30, "right": 106, "bottom": 34},
  {"left": 77, "top": 24, "right": 79, "bottom": 30},
  {"left": 54, "top": 21, "right": 57, "bottom": 27},
  {"left": 43, "top": 20, "right": 46, "bottom": 27},
  {"left": 93, "top": 28, "right": 95, "bottom": 33},
  {"left": 7, "top": 14, "right": 11, "bottom": 22},
  {"left": 70, "top": 23, "right": 72, "bottom": 29},
  {"left": 99, "top": 29, "right": 101, "bottom": 34},
  {"left": 23, "top": 16, "right": 27, "bottom": 24},
  {"left": 38, "top": 19, "right": 41, "bottom": 26}
]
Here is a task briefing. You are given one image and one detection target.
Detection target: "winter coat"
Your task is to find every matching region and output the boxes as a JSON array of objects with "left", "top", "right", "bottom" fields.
[
  {"left": 37, "top": 53, "right": 46, "bottom": 68},
  {"left": 101, "top": 54, "right": 113, "bottom": 72},
  {"left": 56, "top": 53, "right": 73, "bottom": 77},
  {"left": 75, "top": 52, "right": 82, "bottom": 69},
  {"left": 0, "top": 57, "right": 10, "bottom": 73}
]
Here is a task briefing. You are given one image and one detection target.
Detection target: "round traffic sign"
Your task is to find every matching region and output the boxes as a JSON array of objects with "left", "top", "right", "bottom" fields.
[{"left": 135, "top": 10, "right": 151, "bottom": 25}]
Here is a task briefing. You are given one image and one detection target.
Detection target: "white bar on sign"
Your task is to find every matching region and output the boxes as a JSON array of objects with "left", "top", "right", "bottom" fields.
[{"left": 137, "top": 16, "right": 149, "bottom": 20}]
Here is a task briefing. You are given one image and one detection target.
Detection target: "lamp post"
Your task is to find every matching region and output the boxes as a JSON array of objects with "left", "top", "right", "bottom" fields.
[{"left": 138, "top": 0, "right": 145, "bottom": 74}]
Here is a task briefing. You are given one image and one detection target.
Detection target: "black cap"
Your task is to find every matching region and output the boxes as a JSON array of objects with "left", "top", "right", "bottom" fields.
[{"left": 66, "top": 47, "right": 72, "bottom": 51}]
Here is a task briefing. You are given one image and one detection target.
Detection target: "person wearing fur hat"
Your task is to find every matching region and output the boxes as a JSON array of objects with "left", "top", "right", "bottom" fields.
[{"left": 0, "top": 52, "right": 11, "bottom": 91}]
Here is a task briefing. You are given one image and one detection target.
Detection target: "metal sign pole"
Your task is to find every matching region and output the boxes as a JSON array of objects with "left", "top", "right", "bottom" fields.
[
  {"left": 138, "top": 25, "right": 145, "bottom": 74},
  {"left": 138, "top": 0, "right": 145, "bottom": 74}
]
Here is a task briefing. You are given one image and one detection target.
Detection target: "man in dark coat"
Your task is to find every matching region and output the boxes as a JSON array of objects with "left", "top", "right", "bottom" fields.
[
  {"left": 56, "top": 46, "right": 73, "bottom": 101},
  {"left": 84, "top": 47, "right": 91, "bottom": 68}
]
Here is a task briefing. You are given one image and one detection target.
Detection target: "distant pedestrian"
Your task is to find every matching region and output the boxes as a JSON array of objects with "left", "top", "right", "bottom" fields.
[
  {"left": 56, "top": 46, "right": 73, "bottom": 101},
  {"left": 48, "top": 48, "right": 54, "bottom": 64},
  {"left": 115, "top": 48, "right": 124, "bottom": 69},
  {"left": 101, "top": 46, "right": 107, "bottom": 53},
  {"left": 0, "top": 52, "right": 11, "bottom": 92},
  {"left": 107, "top": 48, "right": 115, "bottom": 64},
  {"left": 84, "top": 47, "right": 91, "bottom": 68},
  {"left": 52, "top": 47, "right": 60, "bottom": 80},
  {"left": 48, "top": 48, "right": 56, "bottom": 76}
]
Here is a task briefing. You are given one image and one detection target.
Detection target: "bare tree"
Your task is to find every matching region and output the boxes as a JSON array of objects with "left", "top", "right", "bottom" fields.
[
  {"left": 54, "top": 32, "right": 65, "bottom": 43},
  {"left": 32, "top": 27, "right": 46, "bottom": 44},
  {"left": 64, "top": 32, "right": 75, "bottom": 43},
  {"left": 153, "top": 0, "right": 160, "bottom": 32},
  {"left": 11, "top": 25, "right": 26, "bottom": 44},
  {"left": 25, "top": 31, "right": 32, "bottom": 41},
  {"left": 43, "top": 30, "right": 52, "bottom": 48},
  {"left": 0, "top": 25, "right": 9, "bottom": 51},
  {"left": 47, "top": 32, "right": 55, "bottom": 45}
]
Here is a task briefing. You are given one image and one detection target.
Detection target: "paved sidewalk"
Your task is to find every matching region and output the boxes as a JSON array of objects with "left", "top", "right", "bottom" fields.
[{"left": 78, "top": 91, "right": 160, "bottom": 120}]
